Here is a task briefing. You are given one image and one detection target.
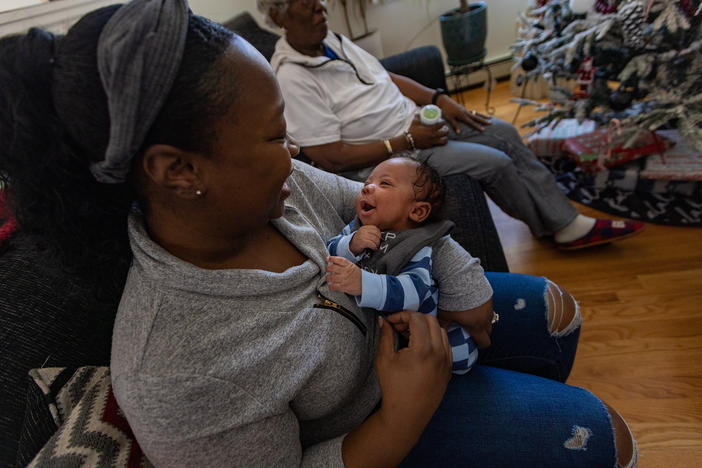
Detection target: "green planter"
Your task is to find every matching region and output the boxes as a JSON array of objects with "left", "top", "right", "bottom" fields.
[{"left": 440, "top": 2, "right": 487, "bottom": 66}]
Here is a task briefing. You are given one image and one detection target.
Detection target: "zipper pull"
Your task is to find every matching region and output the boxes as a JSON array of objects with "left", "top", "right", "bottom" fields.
[{"left": 317, "top": 292, "right": 342, "bottom": 311}]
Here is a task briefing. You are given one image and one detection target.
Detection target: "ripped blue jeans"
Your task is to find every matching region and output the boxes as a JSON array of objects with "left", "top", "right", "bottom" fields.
[{"left": 400, "top": 272, "right": 617, "bottom": 467}]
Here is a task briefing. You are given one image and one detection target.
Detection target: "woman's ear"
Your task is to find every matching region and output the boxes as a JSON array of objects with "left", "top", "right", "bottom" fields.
[
  {"left": 141, "top": 144, "right": 204, "bottom": 199},
  {"left": 409, "top": 201, "right": 432, "bottom": 224}
]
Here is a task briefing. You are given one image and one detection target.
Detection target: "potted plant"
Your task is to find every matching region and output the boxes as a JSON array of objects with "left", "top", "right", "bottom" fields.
[{"left": 440, "top": 0, "right": 487, "bottom": 66}]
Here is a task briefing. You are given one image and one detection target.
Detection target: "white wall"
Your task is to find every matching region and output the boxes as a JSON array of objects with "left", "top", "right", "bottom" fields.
[
  {"left": 204, "top": 0, "right": 528, "bottom": 74},
  {"left": 1, "top": 0, "right": 526, "bottom": 69},
  {"left": 324, "top": 0, "right": 526, "bottom": 62},
  {"left": 188, "top": 0, "right": 257, "bottom": 24},
  {"left": 0, "top": 0, "right": 115, "bottom": 35},
  {"left": 0, "top": 0, "right": 46, "bottom": 14},
  {"left": 0, "top": 0, "right": 249, "bottom": 36}
]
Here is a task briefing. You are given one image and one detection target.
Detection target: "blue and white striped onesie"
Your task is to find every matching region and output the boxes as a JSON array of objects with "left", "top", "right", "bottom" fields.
[{"left": 327, "top": 219, "right": 478, "bottom": 374}]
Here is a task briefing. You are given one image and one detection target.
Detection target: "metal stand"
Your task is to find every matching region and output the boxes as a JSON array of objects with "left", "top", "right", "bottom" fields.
[
  {"left": 511, "top": 72, "right": 531, "bottom": 125},
  {"left": 446, "top": 60, "right": 496, "bottom": 115}
]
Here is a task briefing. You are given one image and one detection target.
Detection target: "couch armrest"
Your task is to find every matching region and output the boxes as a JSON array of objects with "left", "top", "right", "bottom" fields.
[
  {"left": 379, "top": 45, "right": 447, "bottom": 90},
  {"left": 223, "top": 12, "right": 280, "bottom": 62},
  {"left": 442, "top": 174, "right": 509, "bottom": 272},
  {"left": 0, "top": 235, "right": 121, "bottom": 467}
]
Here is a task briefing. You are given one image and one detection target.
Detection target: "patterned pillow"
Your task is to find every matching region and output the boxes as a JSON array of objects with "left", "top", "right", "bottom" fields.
[
  {"left": 26, "top": 366, "right": 152, "bottom": 468},
  {"left": 0, "top": 187, "right": 18, "bottom": 247}
]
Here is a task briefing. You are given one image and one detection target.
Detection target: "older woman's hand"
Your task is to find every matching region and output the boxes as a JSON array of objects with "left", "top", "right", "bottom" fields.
[
  {"left": 436, "top": 94, "right": 491, "bottom": 133},
  {"left": 375, "top": 312, "right": 452, "bottom": 431},
  {"left": 408, "top": 117, "right": 449, "bottom": 149}
]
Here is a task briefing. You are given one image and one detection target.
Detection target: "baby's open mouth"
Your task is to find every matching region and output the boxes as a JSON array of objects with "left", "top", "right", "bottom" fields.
[{"left": 360, "top": 200, "right": 375, "bottom": 214}]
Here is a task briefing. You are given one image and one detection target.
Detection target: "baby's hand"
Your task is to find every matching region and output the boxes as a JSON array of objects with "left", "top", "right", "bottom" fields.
[
  {"left": 349, "top": 225, "right": 381, "bottom": 255},
  {"left": 326, "top": 256, "right": 363, "bottom": 296}
]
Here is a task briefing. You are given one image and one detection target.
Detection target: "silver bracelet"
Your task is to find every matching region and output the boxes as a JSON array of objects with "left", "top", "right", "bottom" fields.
[{"left": 404, "top": 131, "right": 416, "bottom": 151}]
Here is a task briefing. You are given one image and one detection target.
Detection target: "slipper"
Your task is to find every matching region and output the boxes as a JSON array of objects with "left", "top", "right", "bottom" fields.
[{"left": 557, "top": 219, "right": 645, "bottom": 250}]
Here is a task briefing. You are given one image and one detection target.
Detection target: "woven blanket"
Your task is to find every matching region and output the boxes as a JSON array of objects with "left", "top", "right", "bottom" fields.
[{"left": 539, "top": 155, "right": 702, "bottom": 226}]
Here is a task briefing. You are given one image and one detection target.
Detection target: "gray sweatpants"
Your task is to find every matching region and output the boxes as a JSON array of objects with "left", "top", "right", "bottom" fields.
[{"left": 343, "top": 118, "right": 578, "bottom": 238}]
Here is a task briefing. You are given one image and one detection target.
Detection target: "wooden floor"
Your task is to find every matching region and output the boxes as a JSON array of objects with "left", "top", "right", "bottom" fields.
[{"left": 460, "top": 81, "right": 702, "bottom": 467}]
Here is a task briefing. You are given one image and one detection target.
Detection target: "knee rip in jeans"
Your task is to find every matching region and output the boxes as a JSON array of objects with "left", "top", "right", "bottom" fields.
[
  {"left": 563, "top": 424, "right": 638, "bottom": 467},
  {"left": 563, "top": 425, "right": 592, "bottom": 451},
  {"left": 545, "top": 279, "right": 582, "bottom": 337}
]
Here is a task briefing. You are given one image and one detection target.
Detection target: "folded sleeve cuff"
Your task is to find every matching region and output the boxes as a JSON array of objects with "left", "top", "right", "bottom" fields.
[
  {"left": 336, "top": 234, "right": 361, "bottom": 262},
  {"left": 439, "top": 276, "right": 493, "bottom": 311},
  {"left": 358, "top": 270, "right": 386, "bottom": 310}
]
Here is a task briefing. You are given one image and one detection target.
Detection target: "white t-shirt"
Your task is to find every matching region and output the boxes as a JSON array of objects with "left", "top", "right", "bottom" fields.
[{"left": 270, "top": 31, "right": 418, "bottom": 147}]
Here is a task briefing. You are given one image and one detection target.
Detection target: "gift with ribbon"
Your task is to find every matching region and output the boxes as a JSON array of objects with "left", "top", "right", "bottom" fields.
[
  {"left": 527, "top": 118, "right": 597, "bottom": 158},
  {"left": 561, "top": 123, "right": 673, "bottom": 173}
]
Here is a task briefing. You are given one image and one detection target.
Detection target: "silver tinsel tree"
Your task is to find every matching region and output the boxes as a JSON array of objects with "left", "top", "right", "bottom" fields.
[{"left": 511, "top": 0, "right": 702, "bottom": 151}]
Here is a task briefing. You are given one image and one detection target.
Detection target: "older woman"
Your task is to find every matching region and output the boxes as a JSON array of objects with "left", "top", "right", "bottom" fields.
[
  {"left": 260, "top": 0, "right": 644, "bottom": 251},
  {"left": 0, "top": 0, "right": 635, "bottom": 466}
]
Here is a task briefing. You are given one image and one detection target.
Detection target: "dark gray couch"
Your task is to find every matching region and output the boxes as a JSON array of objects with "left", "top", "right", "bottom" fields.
[{"left": 0, "top": 13, "right": 508, "bottom": 467}]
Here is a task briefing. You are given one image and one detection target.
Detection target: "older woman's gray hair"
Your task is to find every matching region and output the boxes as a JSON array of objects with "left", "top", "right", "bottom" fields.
[{"left": 256, "top": 0, "right": 288, "bottom": 29}]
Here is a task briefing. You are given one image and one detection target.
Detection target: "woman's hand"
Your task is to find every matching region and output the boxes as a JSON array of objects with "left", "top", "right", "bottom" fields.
[
  {"left": 438, "top": 299, "right": 495, "bottom": 348},
  {"left": 349, "top": 225, "right": 381, "bottom": 255},
  {"left": 376, "top": 312, "right": 452, "bottom": 430},
  {"left": 326, "top": 256, "right": 362, "bottom": 295},
  {"left": 341, "top": 313, "right": 451, "bottom": 467},
  {"left": 408, "top": 117, "right": 449, "bottom": 149},
  {"left": 436, "top": 94, "right": 492, "bottom": 133}
]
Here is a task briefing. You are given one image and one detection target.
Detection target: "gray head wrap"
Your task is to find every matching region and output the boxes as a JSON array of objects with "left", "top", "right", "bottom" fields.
[{"left": 90, "top": 0, "right": 189, "bottom": 183}]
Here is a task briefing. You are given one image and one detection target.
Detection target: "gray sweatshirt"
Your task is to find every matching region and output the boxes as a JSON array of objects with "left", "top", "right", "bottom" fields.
[{"left": 111, "top": 160, "right": 491, "bottom": 467}]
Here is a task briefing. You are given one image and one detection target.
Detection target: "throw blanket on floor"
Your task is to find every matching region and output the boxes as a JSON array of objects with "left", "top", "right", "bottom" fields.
[{"left": 539, "top": 155, "right": 702, "bottom": 226}]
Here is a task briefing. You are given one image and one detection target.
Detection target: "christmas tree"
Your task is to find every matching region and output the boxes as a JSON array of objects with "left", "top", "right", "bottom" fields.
[{"left": 511, "top": 0, "right": 702, "bottom": 151}]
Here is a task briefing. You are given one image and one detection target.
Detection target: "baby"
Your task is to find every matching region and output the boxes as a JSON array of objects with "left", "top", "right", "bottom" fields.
[{"left": 326, "top": 156, "right": 486, "bottom": 374}]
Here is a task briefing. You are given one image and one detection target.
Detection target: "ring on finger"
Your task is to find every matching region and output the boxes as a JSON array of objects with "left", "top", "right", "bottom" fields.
[{"left": 491, "top": 311, "right": 500, "bottom": 324}]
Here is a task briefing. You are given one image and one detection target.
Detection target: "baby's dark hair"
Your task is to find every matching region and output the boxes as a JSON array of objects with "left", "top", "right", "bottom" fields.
[{"left": 404, "top": 156, "right": 446, "bottom": 224}]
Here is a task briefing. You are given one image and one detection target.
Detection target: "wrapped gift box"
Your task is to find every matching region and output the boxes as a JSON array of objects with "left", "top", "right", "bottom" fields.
[
  {"left": 527, "top": 118, "right": 597, "bottom": 157},
  {"left": 641, "top": 129, "right": 702, "bottom": 181},
  {"left": 562, "top": 128, "right": 672, "bottom": 173}
]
